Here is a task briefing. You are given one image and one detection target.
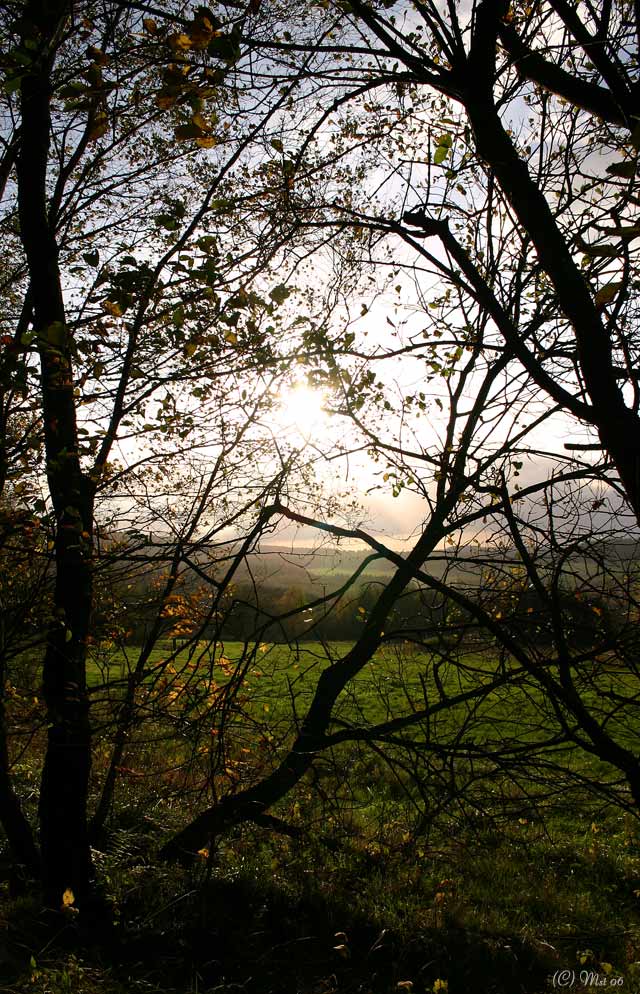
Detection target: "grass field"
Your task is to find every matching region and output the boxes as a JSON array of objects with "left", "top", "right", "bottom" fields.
[{"left": 3, "top": 639, "right": 640, "bottom": 993}]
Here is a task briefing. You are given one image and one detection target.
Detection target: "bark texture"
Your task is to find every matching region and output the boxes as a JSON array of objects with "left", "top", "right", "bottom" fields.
[{"left": 17, "top": 0, "right": 95, "bottom": 906}]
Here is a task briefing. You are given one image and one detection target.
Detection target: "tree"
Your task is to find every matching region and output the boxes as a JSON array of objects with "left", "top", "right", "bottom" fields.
[
  {"left": 3, "top": 0, "right": 639, "bottom": 903},
  {"left": 0, "top": 0, "right": 319, "bottom": 904},
  {"left": 162, "top": 0, "right": 640, "bottom": 858},
  {"left": 282, "top": 0, "right": 640, "bottom": 515}
]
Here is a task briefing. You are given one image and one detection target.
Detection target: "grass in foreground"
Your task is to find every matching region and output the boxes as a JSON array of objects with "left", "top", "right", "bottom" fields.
[
  {"left": 3, "top": 806, "right": 640, "bottom": 994},
  {"left": 3, "top": 640, "right": 640, "bottom": 992}
]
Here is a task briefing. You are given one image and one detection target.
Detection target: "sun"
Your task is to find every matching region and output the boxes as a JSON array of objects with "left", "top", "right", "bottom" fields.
[{"left": 274, "top": 382, "right": 329, "bottom": 442}]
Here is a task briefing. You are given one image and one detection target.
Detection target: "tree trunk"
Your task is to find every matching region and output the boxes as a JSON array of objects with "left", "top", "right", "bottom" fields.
[
  {"left": 162, "top": 513, "right": 447, "bottom": 860},
  {"left": 17, "top": 0, "right": 95, "bottom": 907},
  {"left": 462, "top": 3, "right": 640, "bottom": 525}
]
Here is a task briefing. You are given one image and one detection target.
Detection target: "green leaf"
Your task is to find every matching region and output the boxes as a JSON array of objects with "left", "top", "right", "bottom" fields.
[
  {"left": 208, "top": 198, "right": 234, "bottom": 213},
  {"left": 59, "top": 82, "right": 89, "bottom": 98},
  {"left": 155, "top": 213, "right": 179, "bottom": 231},
  {"left": 595, "top": 281, "right": 623, "bottom": 306},
  {"left": 434, "top": 144, "right": 449, "bottom": 165},
  {"left": 270, "top": 138, "right": 284, "bottom": 152},
  {"left": 43, "top": 322, "right": 67, "bottom": 348},
  {"left": 197, "top": 235, "right": 217, "bottom": 252},
  {"left": 4, "top": 74, "right": 23, "bottom": 94},
  {"left": 207, "top": 32, "right": 241, "bottom": 63},
  {"left": 269, "top": 283, "right": 292, "bottom": 305}
]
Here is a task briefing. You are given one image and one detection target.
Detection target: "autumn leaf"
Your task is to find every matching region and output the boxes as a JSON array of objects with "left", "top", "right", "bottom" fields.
[
  {"left": 175, "top": 123, "right": 207, "bottom": 141},
  {"left": 156, "top": 93, "right": 177, "bottom": 110},
  {"left": 102, "top": 299, "right": 123, "bottom": 317},
  {"left": 168, "top": 33, "right": 192, "bottom": 52},
  {"left": 191, "top": 112, "right": 209, "bottom": 131},
  {"left": 188, "top": 14, "right": 216, "bottom": 49},
  {"left": 61, "top": 887, "right": 77, "bottom": 912},
  {"left": 88, "top": 110, "right": 109, "bottom": 142}
]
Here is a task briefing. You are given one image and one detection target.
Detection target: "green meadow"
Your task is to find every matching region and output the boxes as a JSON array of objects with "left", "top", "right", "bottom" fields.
[{"left": 5, "top": 640, "right": 640, "bottom": 994}]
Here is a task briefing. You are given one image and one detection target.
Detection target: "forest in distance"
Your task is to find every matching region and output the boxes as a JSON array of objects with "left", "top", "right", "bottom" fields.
[
  {"left": 2, "top": 0, "right": 640, "bottom": 990},
  {"left": 88, "top": 536, "right": 640, "bottom": 644}
]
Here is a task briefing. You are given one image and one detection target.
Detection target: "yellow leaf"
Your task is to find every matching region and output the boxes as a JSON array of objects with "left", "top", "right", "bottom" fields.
[
  {"left": 143, "top": 17, "right": 158, "bottom": 33},
  {"left": 196, "top": 136, "right": 217, "bottom": 149},
  {"left": 61, "top": 887, "right": 75, "bottom": 907},
  {"left": 224, "top": 330, "right": 238, "bottom": 344},
  {"left": 102, "top": 299, "right": 122, "bottom": 317},
  {"left": 192, "top": 112, "right": 209, "bottom": 130},
  {"left": 197, "top": 847, "right": 209, "bottom": 859},
  {"left": 169, "top": 33, "right": 192, "bottom": 51}
]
